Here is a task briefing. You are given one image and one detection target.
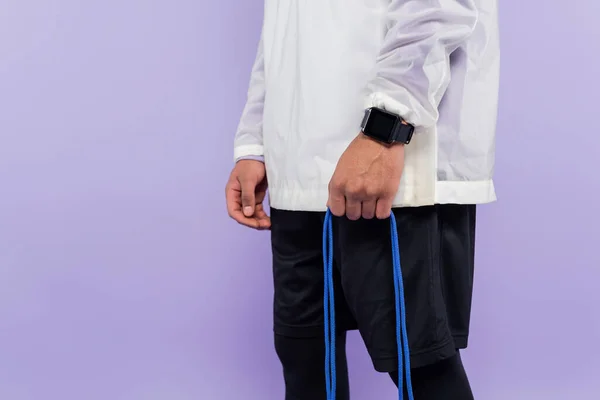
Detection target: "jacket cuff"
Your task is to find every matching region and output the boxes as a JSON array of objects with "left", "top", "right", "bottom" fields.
[
  {"left": 236, "top": 155, "right": 264, "bottom": 163},
  {"left": 365, "top": 92, "right": 419, "bottom": 127},
  {"left": 233, "top": 144, "right": 264, "bottom": 162}
]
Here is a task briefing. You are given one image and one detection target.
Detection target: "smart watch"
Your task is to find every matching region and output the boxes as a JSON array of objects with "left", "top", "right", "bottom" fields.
[{"left": 360, "top": 107, "right": 414, "bottom": 145}]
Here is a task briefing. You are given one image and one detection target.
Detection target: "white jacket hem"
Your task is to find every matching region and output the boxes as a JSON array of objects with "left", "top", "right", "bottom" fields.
[
  {"left": 267, "top": 179, "right": 496, "bottom": 212},
  {"left": 434, "top": 180, "right": 497, "bottom": 205}
]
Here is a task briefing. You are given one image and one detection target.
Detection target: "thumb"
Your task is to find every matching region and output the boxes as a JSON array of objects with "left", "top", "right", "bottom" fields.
[{"left": 239, "top": 176, "right": 257, "bottom": 217}]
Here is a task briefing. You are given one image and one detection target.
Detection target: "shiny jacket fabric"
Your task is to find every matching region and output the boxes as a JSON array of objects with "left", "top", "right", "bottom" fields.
[{"left": 233, "top": 0, "right": 500, "bottom": 211}]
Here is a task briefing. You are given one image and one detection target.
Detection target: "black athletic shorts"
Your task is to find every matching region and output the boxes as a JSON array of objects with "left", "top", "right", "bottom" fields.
[{"left": 270, "top": 204, "right": 476, "bottom": 372}]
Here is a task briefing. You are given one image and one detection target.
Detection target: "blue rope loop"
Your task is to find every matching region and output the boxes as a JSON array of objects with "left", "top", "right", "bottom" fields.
[{"left": 323, "top": 209, "right": 414, "bottom": 400}]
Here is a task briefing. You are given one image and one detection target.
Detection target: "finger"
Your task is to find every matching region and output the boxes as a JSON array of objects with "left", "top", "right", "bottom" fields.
[
  {"left": 233, "top": 213, "right": 261, "bottom": 229},
  {"left": 361, "top": 199, "right": 377, "bottom": 220},
  {"left": 228, "top": 208, "right": 261, "bottom": 229},
  {"left": 328, "top": 183, "right": 346, "bottom": 217},
  {"left": 225, "top": 180, "right": 242, "bottom": 217},
  {"left": 226, "top": 184, "right": 261, "bottom": 229},
  {"left": 255, "top": 207, "right": 272, "bottom": 230},
  {"left": 375, "top": 197, "right": 393, "bottom": 220},
  {"left": 239, "top": 176, "right": 257, "bottom": 217},
  {"left": 345, "top": 197, "right": 362, "bottom": 221},
  {"left": 225, "top": 176, "right": 240, "bottom": 199}
]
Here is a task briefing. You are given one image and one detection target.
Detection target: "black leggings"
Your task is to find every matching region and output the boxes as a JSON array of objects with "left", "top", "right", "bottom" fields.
[{"left": 274, "top": 333, "right": 474, "bottom": 400}]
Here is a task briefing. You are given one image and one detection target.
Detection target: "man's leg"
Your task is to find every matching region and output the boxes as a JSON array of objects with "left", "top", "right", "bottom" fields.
[
  {"left": 332, "top": 204, "right": 476, "bottom": 398},
  {"left": 270, "top": 209, "right": 355, "bottom": 400},
  {"left": 389, "top": 351, "right": 474, "bottom": 399},
  {"left": 274, "top": 333, "right": 349, "bottom": 400}
]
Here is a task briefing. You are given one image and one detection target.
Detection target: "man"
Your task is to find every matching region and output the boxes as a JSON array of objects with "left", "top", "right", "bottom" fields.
[{"left": 225, "top": 0, "right": 499, "bottom": 398}]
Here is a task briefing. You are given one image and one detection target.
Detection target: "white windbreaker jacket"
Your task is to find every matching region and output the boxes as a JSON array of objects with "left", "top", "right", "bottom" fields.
[{"left": 233, "top": 0, "right": 500, "bottom": 211}]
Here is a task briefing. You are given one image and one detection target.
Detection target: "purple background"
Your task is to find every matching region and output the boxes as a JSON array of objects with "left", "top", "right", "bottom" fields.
[{"left": 1, "top": 1, "right": 599, "bottom": 399}]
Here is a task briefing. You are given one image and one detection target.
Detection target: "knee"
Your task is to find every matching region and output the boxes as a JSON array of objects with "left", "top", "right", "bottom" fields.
[{"left": 274, "top": 334, "right": 323, "bottom": 369}]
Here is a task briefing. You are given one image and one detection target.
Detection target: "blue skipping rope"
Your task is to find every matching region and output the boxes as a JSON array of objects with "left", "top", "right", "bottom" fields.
[{"left": 322, "top": 209, "right": 414, "bottom": 400}]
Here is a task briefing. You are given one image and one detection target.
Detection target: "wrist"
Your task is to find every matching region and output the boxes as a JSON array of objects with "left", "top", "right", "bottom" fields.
[{"left": 358, "top": 132, "right": 404, "bottom": 151}]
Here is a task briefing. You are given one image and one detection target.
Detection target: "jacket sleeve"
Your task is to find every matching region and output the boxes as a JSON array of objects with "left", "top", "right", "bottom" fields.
[
  {"left": 364, "top": 0, "right": 478, "bottom": 129},
  {"left": 233, "top": 31, "right": 266, "bottom": 161}
]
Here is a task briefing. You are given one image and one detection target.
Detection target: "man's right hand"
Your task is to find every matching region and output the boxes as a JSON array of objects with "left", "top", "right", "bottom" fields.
[{"left": 225, "top": 159, "right": 271, "bottom": 230}]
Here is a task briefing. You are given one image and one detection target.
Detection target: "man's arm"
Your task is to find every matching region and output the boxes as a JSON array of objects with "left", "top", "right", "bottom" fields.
[
  {"left": 233, "top": 30, "right": 266, "bottom": 161},
  {"left": 226, "top": 30, "right": 270, "bottom": 230},
  {"left": 364, "top": 0, "right": 478, "bottom": 129},
  {"left": 328, "top": 0, "right": 479, "bottom": 219}
]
